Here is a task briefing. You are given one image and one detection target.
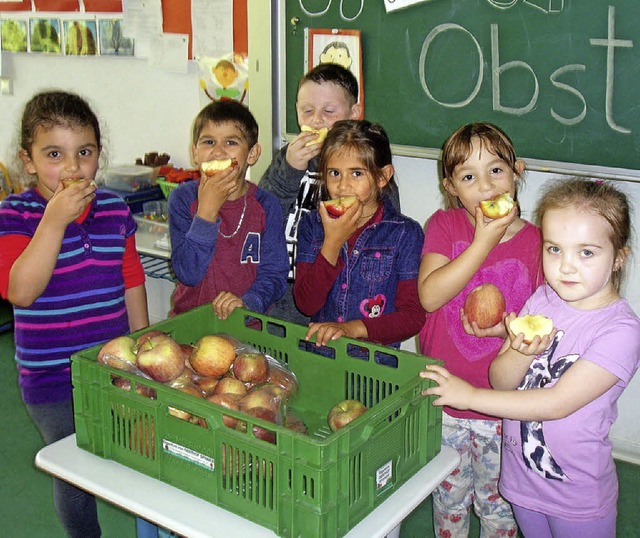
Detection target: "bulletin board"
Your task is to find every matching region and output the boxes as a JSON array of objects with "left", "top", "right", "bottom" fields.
[{"left": 284, "top": 0, "right": 640, "bottom": 178}]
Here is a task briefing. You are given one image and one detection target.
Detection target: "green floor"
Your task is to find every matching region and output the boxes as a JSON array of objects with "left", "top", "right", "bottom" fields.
[{"left": 1, "top": 327, "right": 638, "bottom": 537}]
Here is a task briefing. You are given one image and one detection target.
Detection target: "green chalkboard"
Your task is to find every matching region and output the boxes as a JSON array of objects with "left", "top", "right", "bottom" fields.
[{"left": 284, "top": 0, "right": 640, "bottom": 174}]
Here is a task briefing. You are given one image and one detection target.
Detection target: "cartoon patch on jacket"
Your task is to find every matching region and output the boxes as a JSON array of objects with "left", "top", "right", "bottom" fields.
[
  {"left": 518, "top": 330, "right": 578, "bottom": 481},
  {"left": 360, "top": 294, "right": 386, "bottom": 318}
]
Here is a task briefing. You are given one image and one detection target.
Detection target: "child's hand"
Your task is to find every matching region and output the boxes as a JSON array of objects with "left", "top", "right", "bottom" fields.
[
  {"left": 212, "top": 291, "right": 244, "bottom": 320},
  {"left": 472, "top": 204, "right": 517, "bottom": 250},
  {"left": 286, "top": 131, "right": 322, "bottom": 171},
  {"left": 305, "top": 320, "right": 366, "bottom": 347},
  {"left": 504, "top": 312, "right": 557, "bottom": 355},
  {"left": 460, "top": 308, "right": 508, "bottom": 339},
  {"left": 319, "top": 198, "right": 363, "bottom": 246},
  {"left": 196, "top": 168, "right": 240, "bottom": 222},
  {"left": 420, "top": 364, "right": 475, "bottom": 409},
  {"left": 45, "top": 180, "right": 96, "bottom": 228}
]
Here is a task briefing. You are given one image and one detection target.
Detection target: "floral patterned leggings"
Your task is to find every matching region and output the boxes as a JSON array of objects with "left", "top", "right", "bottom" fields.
[{"left": 432, "top": 414, "right": 517, "bottom": 538}]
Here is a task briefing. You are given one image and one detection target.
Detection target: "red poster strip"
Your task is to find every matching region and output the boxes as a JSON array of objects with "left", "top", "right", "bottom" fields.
[
  {"left": 162, "top": 0, "right": 192, "bottom": 59},
  {"left": 0, "top": 0, "right": 32, "bottom": 11},
  {"left": 83, "top": 0, "right": 122, "bottom": 13},
  {"left": 33, "top": 0, "right": 79, "bottom": 11},
  {"left": 233, "top": 0, "right": 247, "bottom": 56}
]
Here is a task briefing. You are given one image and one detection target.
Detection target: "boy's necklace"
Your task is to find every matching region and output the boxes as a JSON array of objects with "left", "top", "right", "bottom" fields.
[{"left": 219, "top": 187, "right": 248, "bottom": 239}]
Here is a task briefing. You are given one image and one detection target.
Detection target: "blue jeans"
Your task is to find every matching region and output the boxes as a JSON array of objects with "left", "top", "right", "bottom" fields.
[{"left": 26, "top": 399, "right": 101, "bottom": 538}]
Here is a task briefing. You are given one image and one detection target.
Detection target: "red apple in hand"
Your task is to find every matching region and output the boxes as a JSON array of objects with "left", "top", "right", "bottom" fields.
[
  {"left": 232, "top": 352, "right": 269, "bottom": 384},
  {"left": 323, "top": 195, "right": 358, "bottom": 218},
  {"left": 327, "top": 399, "right": 367, "bottom": 432},
  {"left": 509, "top": 314, "right": 554, "bottom": 344},
  {"left": 479, "top": 193, "right": 515, "bottom": 219},
  {"left": 463, "top": 283, "right": 506, "bottom": 329},
  {"left": 136, "top": 334, "right": 185, "bottom": 383},
  {"left": 189, "top": 335, "right": 236, "bottom": 377}
]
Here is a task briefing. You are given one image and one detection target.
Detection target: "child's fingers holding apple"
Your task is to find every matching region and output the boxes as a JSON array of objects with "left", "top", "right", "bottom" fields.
[{"left": 286, "top": 132, "right": 321, "bottom": 170}]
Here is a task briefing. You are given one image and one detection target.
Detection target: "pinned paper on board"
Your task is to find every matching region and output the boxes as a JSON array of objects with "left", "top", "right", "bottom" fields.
[
  {"left": 305, "top": 28, "right": 363, "bottom": 117},
  {"left": 383, "top": 0, "right": 437, "bottom": 13},
  {"left": 197, "top": 53, "right": 249, "bottom": 107}
]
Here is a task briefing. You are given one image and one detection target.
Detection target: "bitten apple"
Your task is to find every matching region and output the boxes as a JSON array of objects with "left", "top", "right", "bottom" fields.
[
  {"left": 323, "top": 195, "right": 358, "bottom": 218},
  {"left": 479, "top": 193, "right": 515, "bottom": 219},
  {"left": 327, "top": 399, "right": 367, "bottom": 432},
  {"left": 509, "top": 314, "right": 554, "bottom": 344},
  {"left": 463, "top": 283, "right": 506, "bottom": 329},
  {"left": 189, "top": 335, "right": 236, "bottom": 377},
  {"left": 232, "top": 352, "right": 269, "bottom": 384},
  {"left": 301, "top": 125, "right": 328, "bottom": 146},
  {"left": 202, "top": 159, "right": 235, "bottom": 176},
  {"left": 61, "top": 178, "right": 87, "bottom": 189}
]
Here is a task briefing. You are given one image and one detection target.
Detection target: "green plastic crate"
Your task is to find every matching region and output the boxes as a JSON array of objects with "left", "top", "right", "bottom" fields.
[
  {"left": 156, "top": 178, "right": 178, "bottom": 199},
  {"left": 72, "top": 306, "right": 442, "bottom": 538}
]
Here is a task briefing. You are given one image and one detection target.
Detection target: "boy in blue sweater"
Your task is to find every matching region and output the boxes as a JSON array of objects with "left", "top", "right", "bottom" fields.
[{"left": 169, "top": 101, "right": 288, "bottom": 319}]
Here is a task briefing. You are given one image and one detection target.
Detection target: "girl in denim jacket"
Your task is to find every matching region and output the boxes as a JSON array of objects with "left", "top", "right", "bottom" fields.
[{"left": 293, "top": 120, "right": 425, "bottom": 349}]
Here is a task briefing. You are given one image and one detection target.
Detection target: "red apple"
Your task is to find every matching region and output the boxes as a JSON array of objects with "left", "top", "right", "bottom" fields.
[
  {"left": 136, "top": 334, "right": 185, "bottom": 383},
  {"left": 323, "top": 195, "right": 358, "bottom": 218},
  {"left": 239, "top": 383, "right": 286, "bottom": 415},
  {"left": 232, "top": 352, "right": 269, "bottom": 384},
  {"left": 111, "top": 376, "right": 156, "bottom": 399},
  {"left": 327, "top": 399, "right": 367, "bottom": 432},
  {"left": 284, "top": 410, "right": 308, "bottom": 435},
  {"left": 266, "top": 365, "right": 298, "bottom": 396},
  {"left": 479, "top": 192, "right": 515, "bottom": 219},
  {"left": 237, "top": 406, "right": 277, "bottom": 444},
  {"left": 212, "top": 376, "right": 247, "bottom": 399},
  {"left": 463, "top": 283, "right": 506, "bottom": 329},
  {"left": 509, "top": 314, "right": 554, "bottom": 344},
  {"left": 135, "top": 330, "right": 168, "bottom": 350},
  {"left": 189, "top": 335, "right": 236, "bottom": 378},
  {"left": 98, "top": 335, "right": 137, "bottom": 370},
  {"left": 195, "top": 376, "right": 220, "bottom": 396},
  {"left": 168, "top": 385, "right": 204, "bottom": 421},
  {"left": 207, "top": 393, "right": 241, "bottom": 428}
]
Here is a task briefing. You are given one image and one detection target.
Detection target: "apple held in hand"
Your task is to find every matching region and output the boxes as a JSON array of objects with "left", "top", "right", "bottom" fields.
[
  {"left": 98, "top": 335, "right": 137, "bottom": 370},
  {"left": 136, "top": 334, "right": 185, "bottom": 383},
  {"left": 189, "top": 335, "right": 236, "bottom": 378},
  {"left": 232, "top": 352, "right": 269, "bottom": 384},
  {"left": 463, "top": 283, "right": 506, "bottom": 329},
  {"left": 301, "top": 125, "right": 328, "bottom": 146},
  {"left": 479, "top": 193, "right": 515, "bottom": 219},
  {"left": 323, "top": 195, "right": 358, "bottom": 218},
  {"left": 509, "top": 314, "right": 554, "bottom": 344},
  {"left": 327, "top": 399, "right": 367, "bottom": 432},
  {"left": 61, "top": 178, "right": 87, "bottom": 189},
  {"left": 202, "top": 159, "right": 236, "bottom": 176}
]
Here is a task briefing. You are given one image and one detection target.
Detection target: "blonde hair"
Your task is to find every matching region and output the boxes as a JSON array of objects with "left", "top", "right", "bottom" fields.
[
  {"left": 536, "top": 178, "right": 632, "bottom": 291},
  {"left": 441, "top": 122, "right": 520, "bottom": 209}
]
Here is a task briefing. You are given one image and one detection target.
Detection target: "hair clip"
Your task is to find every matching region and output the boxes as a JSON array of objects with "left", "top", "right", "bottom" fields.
[{"left": 595, "top": 179, "right": 604, "bottom": 184}]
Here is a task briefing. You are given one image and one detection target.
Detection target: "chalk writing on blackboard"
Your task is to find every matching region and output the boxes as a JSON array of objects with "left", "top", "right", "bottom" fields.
[{"left": 298, "top": 0, "right": 364, "bottom": 21}]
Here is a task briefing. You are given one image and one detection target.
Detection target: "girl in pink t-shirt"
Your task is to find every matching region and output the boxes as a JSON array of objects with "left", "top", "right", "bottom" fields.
[
  {"left": 418, "top": 123, "right": 542, "bottom": 536},
  {"left": 422, "top": 178, "right": 640, "bottom": 538}
]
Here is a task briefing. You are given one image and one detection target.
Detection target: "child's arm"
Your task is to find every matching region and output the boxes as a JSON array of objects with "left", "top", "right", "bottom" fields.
[
  {"left": 418, "top": 207, "right": 516, "bottom": 312},
  {"left": 169, "top": 183, "right": 218, "bottom": 286},
  {"left": 125, "top": 284, "right": 149, "bottom": 331},
  {"left": 420, "top": 360, "right": 619, "bottom": 422},
  {"left": 7, "top": 183, "right": 95, "bottom": 306}
]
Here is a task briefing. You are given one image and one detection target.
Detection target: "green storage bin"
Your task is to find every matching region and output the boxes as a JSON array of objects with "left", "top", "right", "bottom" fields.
[{"left": 72, "top": 305, "right": 442, "bottom": 538}]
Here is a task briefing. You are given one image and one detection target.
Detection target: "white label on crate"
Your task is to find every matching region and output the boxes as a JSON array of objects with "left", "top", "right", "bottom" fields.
[
  {"left": 376, "top": 460, "right": 393, "bottom": 490},
  {"left": 162, "top": 439, "right": 215, "bottom": 471}
]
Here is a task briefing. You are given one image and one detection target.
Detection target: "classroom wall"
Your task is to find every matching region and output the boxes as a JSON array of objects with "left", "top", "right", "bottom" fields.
[{"left": 1, "top": 22, "right": 639, "bottom": 463}]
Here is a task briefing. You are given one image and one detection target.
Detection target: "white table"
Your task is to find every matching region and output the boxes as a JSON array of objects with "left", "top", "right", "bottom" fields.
[{"left": 36, "top": 435, "right": 458, "bottom": 538}]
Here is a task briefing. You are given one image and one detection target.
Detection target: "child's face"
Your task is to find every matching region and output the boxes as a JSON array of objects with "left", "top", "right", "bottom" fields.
[
  {"left": 542, "top": 206, "right": 623, "bottom": 309},
  {"left": 444, "top": 136, "right": 523, "bottom": 221},
  {"left": 324, "top": 147, "right": 391, "bottom": 216},
  {"left": 296, "top": 81, "right": 360, "bottom": 131},
  {"left": 20, "top": 124, "right": 100, "bottom": 200},
  {"left": 192, "top": 120, "right": 259, "bottom": 185}
]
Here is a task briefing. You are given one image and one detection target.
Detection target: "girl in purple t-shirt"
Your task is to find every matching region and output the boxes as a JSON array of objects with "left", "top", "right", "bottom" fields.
[{"left": 422, "top": 178, "right": 640, "bottom": 538}]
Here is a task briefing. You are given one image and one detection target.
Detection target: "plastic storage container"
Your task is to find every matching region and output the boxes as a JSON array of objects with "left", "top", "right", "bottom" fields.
[
  {"left": 72, "top": 306, "right": 442, "bottom": 538},
  {"left": 102, "top": 165, "right": 157, "bottom": 192},
  {"left": 103, "top": 186, "right": 164, "bottom": 214}
]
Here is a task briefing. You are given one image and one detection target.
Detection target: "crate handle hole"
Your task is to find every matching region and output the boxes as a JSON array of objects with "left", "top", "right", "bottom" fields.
[{"left": 297, "top": 339, "right": 336, "bottom": 359}]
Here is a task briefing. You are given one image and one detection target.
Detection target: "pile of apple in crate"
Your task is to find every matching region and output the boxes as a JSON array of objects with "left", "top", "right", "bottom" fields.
[{"left": 98, "top": 330, "right": 367, "bottom": 439}]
